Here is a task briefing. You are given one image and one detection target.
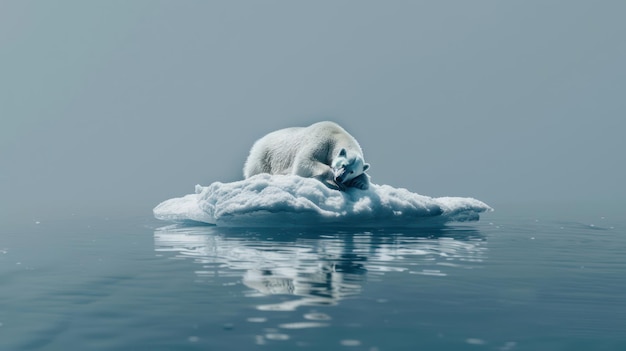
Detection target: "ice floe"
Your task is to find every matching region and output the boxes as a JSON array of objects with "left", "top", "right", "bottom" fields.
[{"left": 154, "top": 174, "right": 491, "bottom": 227}]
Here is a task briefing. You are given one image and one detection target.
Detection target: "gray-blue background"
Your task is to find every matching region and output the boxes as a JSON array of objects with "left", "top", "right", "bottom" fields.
[{"left": 2, "top": 1, "right": 624, "bottom": 222}]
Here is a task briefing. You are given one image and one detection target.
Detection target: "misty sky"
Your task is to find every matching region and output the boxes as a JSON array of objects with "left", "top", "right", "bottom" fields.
[{"left": 1, "top": 1, "right": 625, "bottom": 222}]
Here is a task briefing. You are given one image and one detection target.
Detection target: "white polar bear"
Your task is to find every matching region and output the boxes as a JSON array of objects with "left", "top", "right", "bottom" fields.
[{"left": 243, "top": 121, "right": 371, "bottom": 191}]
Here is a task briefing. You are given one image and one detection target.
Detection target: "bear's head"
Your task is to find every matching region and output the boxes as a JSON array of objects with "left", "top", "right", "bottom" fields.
[{"left": 331, "top": 148, "right": 370, "bottom": 185}]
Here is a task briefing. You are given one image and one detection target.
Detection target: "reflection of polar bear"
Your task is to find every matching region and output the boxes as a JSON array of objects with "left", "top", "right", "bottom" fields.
[{"left": 243, "top": 121, "right": 370, "bottom": 191}]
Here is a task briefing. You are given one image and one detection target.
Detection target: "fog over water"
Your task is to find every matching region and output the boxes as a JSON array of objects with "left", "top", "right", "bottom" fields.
[{"left": 1, "top": 1, "right": 625, "bottom": 223}]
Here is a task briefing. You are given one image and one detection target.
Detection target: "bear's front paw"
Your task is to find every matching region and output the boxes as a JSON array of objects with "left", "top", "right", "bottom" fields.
[
  {"left": 353, "top": 180, "right": 369, "bottom": 190},
  {"left": 348, "top": 176, "right": 369, "bottom": 190},
  {"left": 334, "top": 179, "right": 347, "bottom": 191},
  {"left": 323, "top": 178, "right": 346, "bottom": 191}
]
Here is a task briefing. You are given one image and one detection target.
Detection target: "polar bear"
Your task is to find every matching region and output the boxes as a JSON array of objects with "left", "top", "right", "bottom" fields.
[{"left": 243, "top": 121, "right": 370, "bottom": 191}]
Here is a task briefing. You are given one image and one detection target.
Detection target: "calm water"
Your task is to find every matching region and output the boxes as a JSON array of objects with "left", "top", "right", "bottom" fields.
[{"left": 1, "top": 205, "right": 625, "bottom": 350}]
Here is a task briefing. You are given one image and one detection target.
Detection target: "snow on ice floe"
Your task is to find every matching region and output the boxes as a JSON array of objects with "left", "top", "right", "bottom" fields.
[{"left": 153, "top": 174, "right": 492, "bottom": 228}]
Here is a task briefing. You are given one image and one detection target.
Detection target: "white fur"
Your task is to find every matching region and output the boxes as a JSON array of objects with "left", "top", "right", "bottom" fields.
[{"left": 243, "top": 121, "right": 370, "bottom": 190}]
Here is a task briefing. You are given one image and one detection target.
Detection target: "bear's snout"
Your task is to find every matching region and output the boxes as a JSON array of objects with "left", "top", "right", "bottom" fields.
[{"left": 333, "top": 168, "right": 346, "bottom": 183}]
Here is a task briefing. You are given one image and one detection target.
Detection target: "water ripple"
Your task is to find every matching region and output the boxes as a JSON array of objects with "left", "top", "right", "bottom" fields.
[{"left": 153, "top": 225, "right": 487, "bottom": 313}]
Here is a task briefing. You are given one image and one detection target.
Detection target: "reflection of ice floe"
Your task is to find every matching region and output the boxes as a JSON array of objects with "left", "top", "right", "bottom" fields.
[
  {"left": 153, "top": 174, "right": 492, "bottom": 227},
  {"left": 153, "top": 225, "right": 487, "bottom": 311}
]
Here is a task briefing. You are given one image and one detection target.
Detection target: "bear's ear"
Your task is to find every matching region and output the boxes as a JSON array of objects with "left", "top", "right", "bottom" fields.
[
  {"left": 338, "top": 148, "right": 347, "bottom": 157},
  {"left": 363, "top": 163, "right": 370, "bottom": 172}
]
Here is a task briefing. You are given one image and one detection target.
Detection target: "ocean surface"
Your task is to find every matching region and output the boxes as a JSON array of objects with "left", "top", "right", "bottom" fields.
[{"left": 1, "top": 204, "right": 625, "bottom": 351}]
